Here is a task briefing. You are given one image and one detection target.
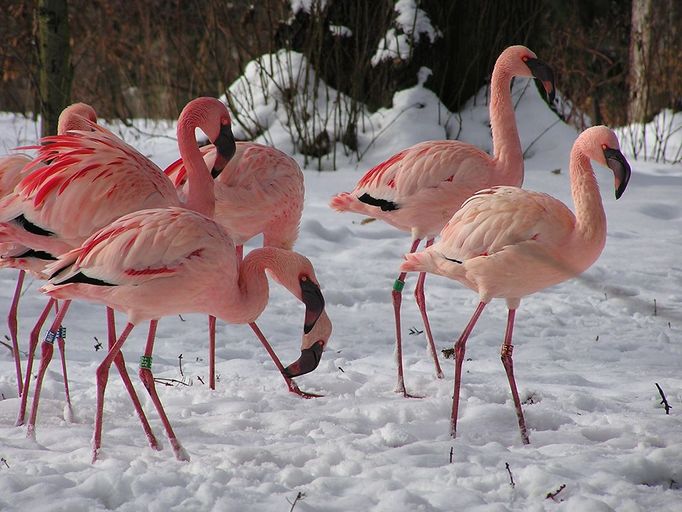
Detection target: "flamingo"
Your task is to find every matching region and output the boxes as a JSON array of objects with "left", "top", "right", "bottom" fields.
[
  {"left": 164, "top": 141, "right": 304, "bottom": 389},
  {"left": 0, "top": 97, "right": 236, "bottom": 430},
  {"left": 400, "top": 126, "right": 631, "bottom": 443},
  {"left": 0, "top": 103, "right": 99, "bottom": 398},
  {"left": 39, "top": 206, "right": 331, "bottom": 462},
  {"left": 330, "top": 45, "right": 556, "bottom": 397}
]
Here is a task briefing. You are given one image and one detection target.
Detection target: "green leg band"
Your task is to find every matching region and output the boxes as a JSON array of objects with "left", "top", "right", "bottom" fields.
[
  {"left": 393, "top": 279, "right": 405, "bottom": 292},
  {"left": 139, "top": 355, "right": 153, "bottom": 370}
]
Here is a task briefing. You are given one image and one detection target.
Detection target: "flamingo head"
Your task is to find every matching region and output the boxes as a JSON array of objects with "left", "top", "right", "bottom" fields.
[
  {"left": 57, "top": 102, "right": 99, "bottom": 133},
  {"left": 276, "top": 255, "right": 331, "bottom": 378},
  {"left": 581, "top": 126, "right": 632, "bottom": 199},
  {"left": 502, "top": 45, "right": 556, "bottom": 104},
  {"left": 179, "top": 97, "right": 236, "bottom": 178}
]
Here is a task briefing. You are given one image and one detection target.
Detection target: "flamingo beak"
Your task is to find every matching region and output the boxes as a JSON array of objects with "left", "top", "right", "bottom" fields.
[
  {"left": 211, "top": 124, "right": 236, "bottom": 178},
  {"left": 282, "top": 278, "right": 326, "bottom": 378},
  {"left": 283, "top": 340, "right": 324, "bottom": 378},
  {"left": 603, "top": 148, "right": 631, "bottom": 199},
  {"left": 525, "top": 58, "right": 556, "bottom": 104}
]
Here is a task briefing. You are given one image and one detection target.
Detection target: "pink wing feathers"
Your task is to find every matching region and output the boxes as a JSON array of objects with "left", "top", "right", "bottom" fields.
[{"left": 437, "top": 186, "right": 576, "bottom": 262}]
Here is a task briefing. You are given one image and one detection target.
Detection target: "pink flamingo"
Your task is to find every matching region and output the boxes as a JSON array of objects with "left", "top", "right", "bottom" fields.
[
  {"left": 40, "top": 206, "right": 331, "bottom": 462},
  {"left": 165, "top": 141, "right": 304, "bottom": 388},
  {"left": 330, "top": 45, "right": 556, "bottom": 397},
  {"left": 400, "top": 126, "right": 631, "bottom": 443},
  {"left": 0, "top": 103, "right": 99, "bottom": 397},
  {"left": 1, "top": 97, "right": 236, "bottom": 430}
]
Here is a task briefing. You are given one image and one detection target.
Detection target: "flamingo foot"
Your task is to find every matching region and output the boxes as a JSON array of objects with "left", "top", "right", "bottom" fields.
[
  {"left": 169, "top": 438, "right": 190, "bottom": 461},
  {"left": 287, "top": 379, "right": 323, "bottom": 399},
  {"left": 394, "top": 378, "right": 423, "bottom": 399},
  {"left": 26, "top": 424, "right": 36, "bottom": 442}
]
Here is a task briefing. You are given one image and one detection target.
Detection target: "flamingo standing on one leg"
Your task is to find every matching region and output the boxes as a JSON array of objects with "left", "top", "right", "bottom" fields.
[
  {"left": 165, "top": 141, "right": 304, "bottom": 389},
  {"left": 400, "top": 126, "right": 631, "bottom": 443},
  {"left": 330, "top": 45, "right": 556, "bottom": 397},
  {"left": 0, "top": 97, "right": 236, "bottom": 432},
  {"left": 0, "top": 103, "right": 100, "bottom": 398},
  {"left": 40, "top": 206, "right": 331, "bottom": 462}
]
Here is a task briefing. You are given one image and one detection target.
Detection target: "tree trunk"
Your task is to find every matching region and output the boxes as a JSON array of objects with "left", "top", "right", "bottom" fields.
[{"left": 37, "top": 0, "right": 71, "bottom": 137}]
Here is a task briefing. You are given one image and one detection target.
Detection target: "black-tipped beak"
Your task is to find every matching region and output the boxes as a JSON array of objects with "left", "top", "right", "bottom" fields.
[
  {"left": 211, "top": 124, "right": 236, "bottom": 178},
  {"left": 283, "top": 340, "right": 324, "bottom": 378},
  {"left": 603, "top": 148, "right": 631, "bottom": 199},
  {"left": 525, "top": 58, "right": 556, "bottom": 104},
  {"left": 301, "top": 278, "right": 325, "bottom": 333}
]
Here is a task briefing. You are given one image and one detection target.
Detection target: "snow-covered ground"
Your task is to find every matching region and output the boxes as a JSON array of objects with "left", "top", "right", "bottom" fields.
[{"left": 0, "top": 77, "right": 681, "bottom": 511}]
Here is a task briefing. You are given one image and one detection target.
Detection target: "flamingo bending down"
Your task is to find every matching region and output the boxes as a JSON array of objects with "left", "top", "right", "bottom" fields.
[
  {"left": 0, "top": 103, "right": 100, "bottom": 398},
  {"left": 0, "top": 97, "right": 236, "bottom": 431},
  {"left": 330, "top": 45, "right": 556, "bottom": 397},
  {"left": 165, "top": 141, "right": 304, "bottom": 389},
  {"left": 400, "top": 126, "right": 631, "bottom": 443},
  {"left": 40, "top": 207, "right": 331, "bottom": 462}
]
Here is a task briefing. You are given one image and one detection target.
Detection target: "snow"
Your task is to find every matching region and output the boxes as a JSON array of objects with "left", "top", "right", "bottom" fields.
[
  {"left": 371, "top": 0, "right": 441, "bottom": 67},
  {"left": 1, "top": 67, "right": 681, "bottom": 511}
]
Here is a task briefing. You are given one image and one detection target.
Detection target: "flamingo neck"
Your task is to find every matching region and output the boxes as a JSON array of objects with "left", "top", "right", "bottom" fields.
[
  {"left": 228, "top": 247, "right": 297, "bottom": 324},
  {"left": 569, "top": 149, "right": 606, "bottom": 249},
  {"left": 177, "top": 122, "right": 215, "bottom": 218},
  {"left": 489, "top": 66, "right": 524, "bottom": 186}
]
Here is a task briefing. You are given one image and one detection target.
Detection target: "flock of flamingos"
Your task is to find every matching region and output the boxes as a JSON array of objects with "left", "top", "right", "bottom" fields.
[{"left": 0, "top": 45, "right": 631, "bottom": 462}]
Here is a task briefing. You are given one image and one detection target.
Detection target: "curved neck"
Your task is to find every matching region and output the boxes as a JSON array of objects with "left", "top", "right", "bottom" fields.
[
  {"left": 570, "top": 148, "right": 606, "bottom": 245},
  {"left": 177, "top": 122, "right": 215, "bottom": 218},
  {"left": 489, "top": 67, "right": 523, "bottom": 185},
  {"left": 221, "top": 247, "right": 294, "bottom": 324}
]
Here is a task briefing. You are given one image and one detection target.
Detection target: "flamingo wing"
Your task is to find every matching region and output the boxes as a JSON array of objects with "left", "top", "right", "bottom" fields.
[
  {"left": 354, "top": 140, "right": 494, "bottom": 205},
  {"left": 46, "top": 208, "right": 234, "bottom": 288},
  {"left": 438, "top": 186, "right": 576, "bottom": 261}
]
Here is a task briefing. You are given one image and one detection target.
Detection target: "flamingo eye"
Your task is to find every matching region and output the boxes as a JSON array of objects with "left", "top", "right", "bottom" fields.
[
  {"left": 300, "top": 275, "right": 309, "bottom": 282},
  {"left": 522, "top": 55, "right": 529, "bottom": 62},
  {"left": 601, "top": 144, "right": 608, "bottom": 150}
]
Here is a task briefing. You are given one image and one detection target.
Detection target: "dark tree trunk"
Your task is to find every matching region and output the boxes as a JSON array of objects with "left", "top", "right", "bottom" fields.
[{"left": 37, "top": 0, "right": 71, "bottom": 137}]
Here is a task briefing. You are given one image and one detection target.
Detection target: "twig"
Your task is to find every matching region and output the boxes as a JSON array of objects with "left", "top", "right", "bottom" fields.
[
  {"left": 94, "top": 337, "right": 102, "bottom": 352},
  {"left": 287, "top": 491, "right": 305, "bottom": 511},
  {"left": 505, "top": 462, "right": 515, "bottom": 488},
  {"left": 153, "top": 377, "right": 190, "bottom": 387},
  {"left": 1, "top": 458, "right": 9, "bottom": 469},
  {"left": 0, "top": 339, "right": 14, "bottom": 355},
  {"left": 442, "top": 348, "right": 455, "bottom": 359},
  {"left": 654, "top": 299, "right": 657, "bottom": 316},
  {"left": 449, "top": 447, "right": 454, "bottom": 464},
  {"left": 655, "top": 383, "right": 672, "bottom": 414},
  {"left": 197, "top": 376, "right": 205, "bottom": 385},
  {"left": 178, "top": 314, "right": 186, "bottom": 322},
  {"left": 408, "top": 327, "right": 423, "bottom": 336},
  {"left": 178, "top": 354, "right": 184, "bottom": 377},
  {"left": 546, "top": 484, "right": 566, "bottom": 501}
]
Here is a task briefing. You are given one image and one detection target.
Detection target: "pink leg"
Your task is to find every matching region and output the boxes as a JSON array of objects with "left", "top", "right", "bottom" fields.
[
  {"left": 249, "top": 322, "right": 322, "bottom": 399},
  {"left": 106, "top": 308, "right": 160, "bottom": 451},
  {"left": 92, "top": 322, "right": 134, "bottom": 463},
  {"left": 500, "top": 309, "right": 530, "bottom": 444},
  {"left": 54, "top": 301, "right": 73, "bottom": 422},
  {"left": 16, "top": 298, "right": 56, "bottom": 426},
  {"left": 414, "top": 238, "right": 444, "bottom": 379},
  {"left": 208, "top": 315, "right": 216, "bottom": 390},
  {"left": 393, "top": 238, "right": 422, "bottom": 397},
  {"left": 138, "top": 320, "right": 189, "bottom": 461},
  {"left": 26, "top": 300, "right": 71, "bottom": 441},
  {"left": 451, "top": 301, "right": 486, "bottom": 438},
  {"left": 8, "top": 270, "right": 25, "bottom": 396}
]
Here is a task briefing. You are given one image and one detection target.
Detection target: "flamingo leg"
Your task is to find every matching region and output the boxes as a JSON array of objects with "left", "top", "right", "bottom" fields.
[
  {"left": 106, "top": 308, "right": 160, "bottom": 451},
  {"left": 92, "top": 321, "right": 134, "bottom": 463},
  {"left": 26, "top": 300, "right": 71, "bottom": 441},
  {"left": 500, "top": 308, "right": 530, "bottom": 444},
  {"left": 8, "top": 269, "right": 25, "bottom": 397},
  {"left": 393, "top": 238, "right": 422, "bottom": 397},
  {"left": 414, "top": 238, "right": 444, "bottom": 379},
  {"left": 54, "top": 301, "right": 73, "bottom": 422},
  {"left": 249, "top": 322, "right": 322, "bottom": 399},
  {"left": 208, "top": 315, "right": 216, "bottom": 390},
  {"left": 16, "top": 298, "right": 56, "bottom": 426},
  {"left": 451, "top": 301, "right": 486, "bottom": 438},
  {"left": 138, "top": 320, "right": 189, "bottom": 461},
  {"left": 206, "top": 244, "right": 243, "bottom": 389}
]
